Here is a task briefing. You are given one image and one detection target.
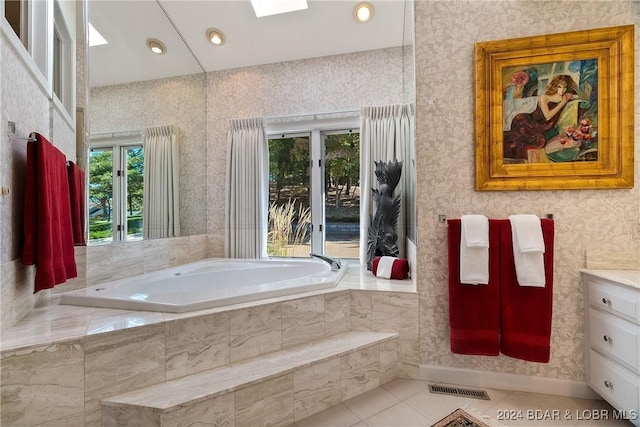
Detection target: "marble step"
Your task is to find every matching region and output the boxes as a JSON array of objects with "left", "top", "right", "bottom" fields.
[{"left": 101, "top": 330, "right": 398, "bottom": 426}]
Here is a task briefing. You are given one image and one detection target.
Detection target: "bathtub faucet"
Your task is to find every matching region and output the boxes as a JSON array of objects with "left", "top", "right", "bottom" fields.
[{"left": 309, "top": 253, "right": 342, "bottom": 272}]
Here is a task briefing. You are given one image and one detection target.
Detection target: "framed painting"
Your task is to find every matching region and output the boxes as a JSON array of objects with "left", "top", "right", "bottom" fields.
[{"left": 475, "top": 25, "right": 634, "bottom": 191}]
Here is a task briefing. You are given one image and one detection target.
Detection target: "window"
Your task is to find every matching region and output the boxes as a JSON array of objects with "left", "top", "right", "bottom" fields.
[
  {"left": 4, "top": 0, "right": 29, "bottom": 49},
  {"left": 89, "top": 140, "right": 144, "bottom": 244},
  {"left": 53, "top": 0, "right": 74, "bottom": 115},
  {"left": 267, "top": 123, "right": 360, "bottom": 259},
  {"left": 2, "top": 0, "right": 50, "bottom": 88},
  {"left": 3, "top": 0, "right": 74, "bottom": 109}
]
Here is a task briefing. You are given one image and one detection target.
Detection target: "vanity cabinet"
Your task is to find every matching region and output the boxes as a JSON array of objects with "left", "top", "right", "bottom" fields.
[{"left": 582, "top": 270, "right": 640, "bottom": 427}]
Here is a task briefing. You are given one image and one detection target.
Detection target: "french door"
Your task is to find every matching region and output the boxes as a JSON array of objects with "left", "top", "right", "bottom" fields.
[{"left": 267, "top": 129, "right": 360, "bottom": 259}]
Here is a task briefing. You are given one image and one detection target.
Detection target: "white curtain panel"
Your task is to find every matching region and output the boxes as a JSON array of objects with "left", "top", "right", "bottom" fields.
[
  {"left": 143, "top": 125, "right": 180, "bottom": 239},
  {"left": 359, "top": 104, "right": 414, "bottom": 263},
  {"left": 225, "top": 117, "right": 269, "bottom": 259}
]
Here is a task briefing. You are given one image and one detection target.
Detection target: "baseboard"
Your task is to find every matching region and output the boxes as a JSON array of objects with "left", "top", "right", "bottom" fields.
[{"left": 418, "top": 364, "right": 600, "bottom": 400}]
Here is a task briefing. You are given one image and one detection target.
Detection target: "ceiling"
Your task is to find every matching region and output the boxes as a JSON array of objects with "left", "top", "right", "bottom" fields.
[{"left": 88, "top": 0, "right": 413, "bottom": 88}]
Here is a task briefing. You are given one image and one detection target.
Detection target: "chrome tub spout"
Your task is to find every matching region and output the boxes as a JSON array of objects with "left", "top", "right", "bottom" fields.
[{"left": 309, "top": 253, "right": 342, "bottom": 271}]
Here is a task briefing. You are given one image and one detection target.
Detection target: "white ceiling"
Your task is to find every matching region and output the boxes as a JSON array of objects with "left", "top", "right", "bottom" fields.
[{"left": 88, "top": 0, "right": 412, "bottom": 88}]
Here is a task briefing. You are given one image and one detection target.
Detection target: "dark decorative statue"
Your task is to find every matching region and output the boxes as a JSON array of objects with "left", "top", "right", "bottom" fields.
[{"left": 367, "top": 160, "right": 403, "bottom": 270}]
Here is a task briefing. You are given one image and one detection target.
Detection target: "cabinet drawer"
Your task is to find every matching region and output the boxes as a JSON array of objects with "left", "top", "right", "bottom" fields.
[
  {"left": 587, "top": 279, "right": 640, "bottom": 322},
  {"left": 588, "top": 350, "right": 639, "bottom": 417},
  {"left": 589, "top": 308, "right": 640, "bottom": 372}
]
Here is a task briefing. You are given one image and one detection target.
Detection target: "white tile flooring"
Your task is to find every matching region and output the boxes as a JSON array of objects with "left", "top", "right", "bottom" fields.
[{"left": 293, "top": 379, "right": 634, "bottom": 427}]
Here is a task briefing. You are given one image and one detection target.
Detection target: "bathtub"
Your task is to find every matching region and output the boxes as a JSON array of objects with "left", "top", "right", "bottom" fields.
[{"left": 60, "top": 258, "right": 347, "bottom": 313}]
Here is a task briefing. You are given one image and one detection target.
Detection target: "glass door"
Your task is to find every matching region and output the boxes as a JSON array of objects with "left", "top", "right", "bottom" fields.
[
  {"left": 267, "top": 134, "right": 311, "bottom": 257},
  {"left": 323, "top": 131, "right": 360, "bottom": 259}
]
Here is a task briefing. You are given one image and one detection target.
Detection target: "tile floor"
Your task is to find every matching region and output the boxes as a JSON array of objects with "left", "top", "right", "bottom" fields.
[{"left": 293, "top": 379, "right": 634, "bottom": 427}]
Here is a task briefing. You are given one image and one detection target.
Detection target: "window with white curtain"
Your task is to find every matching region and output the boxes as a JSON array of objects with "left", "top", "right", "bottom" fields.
[
  {"left": 88, "top": 138, "right": 144, "bottom": 244},
  {"left": 266, "top": 121, "right": 360, "bottom": 259}
]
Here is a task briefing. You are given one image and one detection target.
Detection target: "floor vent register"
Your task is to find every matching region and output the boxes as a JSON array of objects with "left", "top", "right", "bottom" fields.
[{"left": 428, "top": 384, "right": 490, "bottom": 400}]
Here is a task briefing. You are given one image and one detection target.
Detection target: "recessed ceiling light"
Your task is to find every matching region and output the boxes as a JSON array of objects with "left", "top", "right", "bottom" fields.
[
  {"left": 207, "top": 28, "right": 225, "bottom": 46},
  {"left": 88, "top": 22, "right": 108, "bottom": 47},
  {"left": 251, "top": 0, "right": 308, "bottom": 18},
  {"left": 353, "top": 2, "right": 374, "bottom": 23},
  {"left": 146, "top": 39, "right": 166, "bottom": 55}
]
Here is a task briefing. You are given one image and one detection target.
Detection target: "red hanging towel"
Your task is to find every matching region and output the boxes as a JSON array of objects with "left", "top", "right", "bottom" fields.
[
  {"left": 22, "top": 133, "right": 77, "bottom": 292},
  {"left": 447, "top": 219, "right": 500, "bottom": 356},
  {"left": 498, "top": 218, "right": 554, "bottom": 363},
  {"left": 67, "top": 161, "right": 86, "bottom": 246}
]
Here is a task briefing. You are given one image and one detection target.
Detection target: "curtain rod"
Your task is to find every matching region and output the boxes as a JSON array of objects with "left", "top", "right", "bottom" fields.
[
  {"left": 265, "top": 108, "right": 360, "bottom": 121},
  {"left": 90, "top": 129, "right": 142, "bottom": 139}
]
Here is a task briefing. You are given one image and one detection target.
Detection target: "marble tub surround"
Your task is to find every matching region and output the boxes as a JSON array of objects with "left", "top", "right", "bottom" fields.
[
  {"left": 101, "top": 331, "right": 397, "bottom": 426},
  {"left": 0, "top": 234, "right": 207, "bottom": 335},
  {"left": 0, "top": 263, "right": 415, "bottom": 352},
  {"left": 0, "top": 265, "right": 417, "bottom": 426}
]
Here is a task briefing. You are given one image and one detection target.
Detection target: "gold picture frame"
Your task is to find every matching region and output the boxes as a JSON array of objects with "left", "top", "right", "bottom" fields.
[{"left": 475, "top": 25, "right": 634, "bottom": 191}]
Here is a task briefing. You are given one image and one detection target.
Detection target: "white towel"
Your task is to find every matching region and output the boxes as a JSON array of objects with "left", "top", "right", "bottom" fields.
[
  {"left": 460, "top": 215, "right": 489, "bottom": 285},
  {"left": 376, "top": 256, "right": 395, "bottom": 279},
  {"left": 509, "top": 215, "right": 546, "bottom": 287}
]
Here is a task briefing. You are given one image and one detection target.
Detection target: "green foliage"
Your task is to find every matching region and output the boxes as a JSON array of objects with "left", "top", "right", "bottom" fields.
[
  {"left": 89, "top": 149, "right": 113, "bottom": 220},
  {"left": 269, "top": 137, "right": 309, "bottom": 202},
  {"left": 126, "top": 147, "right": 144, "bottom": 215},
  {"left": 88, "top": 146, "right": 144, "bottom": 242},
  {"left": 325, "top": 133, "right": 359, "bottom": 208}
]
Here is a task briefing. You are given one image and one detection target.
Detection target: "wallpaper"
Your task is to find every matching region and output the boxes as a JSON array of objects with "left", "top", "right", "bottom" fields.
[
  {"left": 205, "top": 47, "right": 407, "bottom": 254},
  {"left": 414, "top": 0, "right": 639, "bottom": 380}
]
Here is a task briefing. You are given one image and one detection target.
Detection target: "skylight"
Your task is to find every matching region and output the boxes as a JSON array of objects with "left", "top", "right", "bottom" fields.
[
  {"left": 250, "top": 0, "right": 308, "bottom": 17},
  {"left": 88, "top": 23, "right": 108, "bottom": 47}
]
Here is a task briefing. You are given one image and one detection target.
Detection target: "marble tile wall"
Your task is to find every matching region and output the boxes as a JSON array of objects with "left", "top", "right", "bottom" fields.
[
  {"left": 350, "top": 290, "right": 420, "bottom": 377},
  {"left": 164, "top": 311, "right": 230, "bottom": 380},
  {"left": 84, "top": 323, "right": 166, "bottom": 426},
  {"left": 84, "top": 235, "right": 207, "bottom": 287},
  {"left": 0, "top": 286, "right": 412, "bottom": 426},
  {"left": 0, "top": 235, "right": 208, "bottom": 334},
  {"left": 101, "top": 338, "right": 395, "bottom": 427},
  {"left": 0, "top": 338, "right": 85, "bottom": 426},
  {"left": 293, "top": 358, "right": 342, "bottom": 421}
]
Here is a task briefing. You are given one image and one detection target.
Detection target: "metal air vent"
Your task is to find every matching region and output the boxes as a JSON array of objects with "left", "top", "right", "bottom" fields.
[{"left": 428, "top": 384, "right": 490, "bottom": 400}]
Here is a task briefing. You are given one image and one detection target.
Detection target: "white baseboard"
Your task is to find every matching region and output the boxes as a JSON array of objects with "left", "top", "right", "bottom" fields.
[{"left": 418, "top": 364, "right": 600, "bottom": 400}]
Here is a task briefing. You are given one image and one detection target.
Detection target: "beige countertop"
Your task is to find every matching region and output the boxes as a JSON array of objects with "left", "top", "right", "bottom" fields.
[{"left": 580, "top": 268, "right": 640, "bottom": 290}]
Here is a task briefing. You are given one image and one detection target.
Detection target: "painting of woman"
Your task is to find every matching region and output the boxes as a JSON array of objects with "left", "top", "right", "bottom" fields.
[{"left": 503, "top": 74, "right": 579, "bottom": 161}]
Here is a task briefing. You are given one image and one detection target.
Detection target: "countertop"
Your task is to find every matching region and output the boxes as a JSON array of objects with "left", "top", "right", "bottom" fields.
[{"left": 580, "top": 268, "right": 640, "bottom": 290}]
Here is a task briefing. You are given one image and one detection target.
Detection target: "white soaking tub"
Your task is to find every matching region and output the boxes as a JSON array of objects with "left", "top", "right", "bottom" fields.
[{"left": 60, "top": 258, "right": 346, "bottom": 313}]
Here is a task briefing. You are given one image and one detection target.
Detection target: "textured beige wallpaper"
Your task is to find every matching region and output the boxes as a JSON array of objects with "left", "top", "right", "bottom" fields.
[
  {"left": 414, "top": 0, "right": 639, "bottom": 380},
  {"left": 205, "top": 47, "right": 407, "bottom": 254}
]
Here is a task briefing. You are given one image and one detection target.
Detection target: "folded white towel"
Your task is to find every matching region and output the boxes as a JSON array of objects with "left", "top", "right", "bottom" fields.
[
  {"left": 460, "top": 215, "right": 489, "bottom": 285},
  {"left": 376, "top": 256, "right": 395, "bottom": 279},
  {"left": 510, "top": 214, "right": 545, "bottom": 253},
  {"left": 462, "top": 215, "right": 489, "bottom": 247},
  {"left": 509, "top": 215, "right": 546, "bottom": 287}
]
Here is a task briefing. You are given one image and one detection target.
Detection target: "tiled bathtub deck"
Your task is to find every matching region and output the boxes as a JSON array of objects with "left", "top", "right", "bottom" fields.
[{"left": 0, "top": 265, "right": 417, "bottom": 426}]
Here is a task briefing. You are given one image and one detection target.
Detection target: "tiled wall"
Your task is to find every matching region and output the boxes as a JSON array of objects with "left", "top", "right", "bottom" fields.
[{"left": 0, "top": 288, "right": 416, "bottom": 426}]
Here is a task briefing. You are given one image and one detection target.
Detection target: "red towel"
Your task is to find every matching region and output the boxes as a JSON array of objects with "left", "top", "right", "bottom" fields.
[
  {"left": 498, "top": 219, "right": 554, "bottom": 363},
  {"left": 371, "top": 256, "right": 410, "bottom": 279},
  {"left": 447, "top": 219, "right": 500, "bottom": 356},
  {"left": 22, "top": 133, "right": 77, "bottom": 293},
  {"left": 67, "top": 161, "right": 86, "bottom": 245}
]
